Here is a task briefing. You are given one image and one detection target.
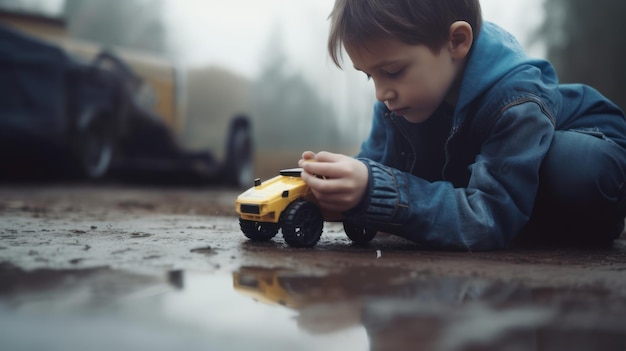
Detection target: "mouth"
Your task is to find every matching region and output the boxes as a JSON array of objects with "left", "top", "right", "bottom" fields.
[{"left": 391, "top": 107, "right": 410, "bottom": 115}]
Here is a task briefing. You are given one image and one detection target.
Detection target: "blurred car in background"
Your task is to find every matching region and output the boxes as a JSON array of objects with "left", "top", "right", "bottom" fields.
[{"left": 0, "top": 9, "right": 253, "bottom": 187}]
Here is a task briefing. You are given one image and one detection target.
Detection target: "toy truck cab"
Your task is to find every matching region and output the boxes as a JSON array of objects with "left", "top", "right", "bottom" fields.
[{"left": 236, "top": 168, "right": 377, "bottom": 247}]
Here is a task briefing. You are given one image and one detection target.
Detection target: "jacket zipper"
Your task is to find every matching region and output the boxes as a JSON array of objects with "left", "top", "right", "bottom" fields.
[
  {"left": 442, "top": 125, "right": 460, "bottom": 181},
  {"left": 388, "top": 111, "right": 418, "bottom": 173}
]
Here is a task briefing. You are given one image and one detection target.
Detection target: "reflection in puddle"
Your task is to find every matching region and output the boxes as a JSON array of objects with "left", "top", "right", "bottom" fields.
[
  {"left": 160, "top": 272, "right": 368, "bottom": 351},
  {"left": 232, "top": 266, "right": 626, "bottom": 351},
  {"left": 0, "top": 264, "right": 367, "bottom": 351},
  {"left": 0, "top": 263, "right": 625, "bottom": 351}
]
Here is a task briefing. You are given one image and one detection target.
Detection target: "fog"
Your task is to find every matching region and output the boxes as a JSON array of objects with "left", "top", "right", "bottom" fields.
[
  {"left": 165, "top": 0, "right": 545, "bottom": 77},
  {"left": 0, "top": 0, "right": 547, "bottom": 175},
  {"left": 163, "top": 0, "right": 545, "bottom": 146}
]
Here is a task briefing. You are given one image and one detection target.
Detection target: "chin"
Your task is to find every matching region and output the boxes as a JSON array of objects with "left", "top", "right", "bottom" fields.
[{"left": 402, "top": 113, "right": 431, "bottom": 124}]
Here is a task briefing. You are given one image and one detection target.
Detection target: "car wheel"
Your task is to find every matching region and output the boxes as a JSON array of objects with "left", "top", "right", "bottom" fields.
[
  {"left": 75, "top": 109, "right": 115, "bottom": 179},
  {"left": 239, "top": 218, "right": 279, "bottom": 241},
  {"left": 280, "top": 200, "right": 323, "bottom": 248},
  {"left": 343, "top": 221, "right": 377, "bottom": 245},
  {"left": 225, "top": 118, "right": 253, "bottom": 188}
]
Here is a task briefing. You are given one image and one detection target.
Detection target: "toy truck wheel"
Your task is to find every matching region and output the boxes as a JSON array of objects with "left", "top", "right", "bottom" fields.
[
  {"left": 280, "top": 200, "right": 323, "bottom": 248},
  {"left": 343, "top": 221, "right": 377, "bottom": 245},
  {"left": 239, "top": 218, "right": 279, "bottom": 241}
]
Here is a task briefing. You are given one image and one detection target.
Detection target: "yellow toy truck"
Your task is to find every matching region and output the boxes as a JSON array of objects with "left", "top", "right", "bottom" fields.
[{"left": 235, "top": 168, "right": 377, "bottom": 247}]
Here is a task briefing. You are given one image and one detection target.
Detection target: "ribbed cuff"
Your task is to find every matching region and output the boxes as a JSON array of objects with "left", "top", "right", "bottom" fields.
[{"left": 344, "top": 158, "right": 400, "bottom": 224}]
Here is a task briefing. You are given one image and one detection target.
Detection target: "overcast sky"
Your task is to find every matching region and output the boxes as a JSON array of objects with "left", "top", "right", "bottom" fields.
[
  {"left": 163, "top": 0, "right": 546, "bottom": 77},
  {"left": 160, "top": 0, "right": 545, "bottom": 134},
  {"left": 3, "top": 0, "right": 545, "bottom": 134},
  {"left": 3, "top": 0, "right": 545, "bottom": 77}
]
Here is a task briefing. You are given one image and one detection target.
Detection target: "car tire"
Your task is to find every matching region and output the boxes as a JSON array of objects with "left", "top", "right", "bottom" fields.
[
  {"left": 240, "top": 218, "right": 279, "bottom": 241},
  {"left": 343, "top": 221, "right": 377, "bottom": 245},
  {"left": 224, "top": 116, "right": 253, "bottom": 188},
  {"left": 280, "top": 200, "right": 323, "bottom": 248},
  {"left": 74, "top": 108, "right": 115, "bottom": 179}
]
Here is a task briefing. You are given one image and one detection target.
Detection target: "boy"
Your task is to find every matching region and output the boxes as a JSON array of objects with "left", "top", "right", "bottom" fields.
[{"left": 299, "top": 0, "right": 626, "bottom": 250}]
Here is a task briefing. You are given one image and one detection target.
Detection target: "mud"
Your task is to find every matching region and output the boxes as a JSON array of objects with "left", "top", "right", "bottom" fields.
[{"left": 1, "top": 183, "right": 626, "bottom": 351}]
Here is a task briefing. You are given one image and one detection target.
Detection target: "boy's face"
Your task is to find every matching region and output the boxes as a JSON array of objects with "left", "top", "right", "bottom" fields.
[{"left": 346, "top": 37, "right": 462, "bottom": 124}]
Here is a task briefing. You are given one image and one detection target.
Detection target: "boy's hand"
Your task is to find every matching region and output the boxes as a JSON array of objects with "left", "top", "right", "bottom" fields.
[{"left": 298, "top": 151, "right": 368, "bottom": 212}]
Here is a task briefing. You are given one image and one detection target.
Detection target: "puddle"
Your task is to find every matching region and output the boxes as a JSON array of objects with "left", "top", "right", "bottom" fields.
[
  {"left": 0, "top": 264, "right": 366, "bottom": 351},
  {"left": 1, "top": 263, "right": 625, "bottom": 351}
]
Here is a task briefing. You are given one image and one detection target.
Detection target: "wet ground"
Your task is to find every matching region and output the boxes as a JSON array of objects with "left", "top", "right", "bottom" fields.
[{"left": 1, "top": 183, "right": 626, "bottom": 351}]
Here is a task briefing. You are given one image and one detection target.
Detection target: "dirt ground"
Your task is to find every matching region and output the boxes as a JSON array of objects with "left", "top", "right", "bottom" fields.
[{"left": 1, "top": 183, "right": 626, "bottom": 351}]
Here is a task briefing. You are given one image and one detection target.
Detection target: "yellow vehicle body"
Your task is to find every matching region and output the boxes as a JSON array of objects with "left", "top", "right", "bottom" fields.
[
  {"left": 236, "top": 172, "right": 313, "bottom": 224},
  {"left": 0, "top": 11, "right": 185, "bottom": 135},
  {"left": 236, "top": 168, "right": 374, "bottom": 247},
  {"left": 232, "top": 268, "right": 299, "bottom": 308},
  {"left": 1, "top": 9, "right": 254, "bottom": 186}
]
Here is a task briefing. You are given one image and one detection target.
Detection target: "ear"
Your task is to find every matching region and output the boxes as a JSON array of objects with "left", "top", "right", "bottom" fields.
[{"left": 448, "top": 21, "right": 473, "bottom": 60}]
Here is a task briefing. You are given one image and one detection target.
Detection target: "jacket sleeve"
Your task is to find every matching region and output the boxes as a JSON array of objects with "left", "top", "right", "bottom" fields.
[{"left": 346, "top": 101, "right": 555, "bottom": 251}]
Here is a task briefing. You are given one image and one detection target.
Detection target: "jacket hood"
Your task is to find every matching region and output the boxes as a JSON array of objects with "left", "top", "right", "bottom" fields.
[{"left": 455, "top": 22, "right": 557, "bottom": 118}]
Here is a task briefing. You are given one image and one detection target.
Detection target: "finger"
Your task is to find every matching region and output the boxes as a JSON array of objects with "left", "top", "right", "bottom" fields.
[
  {"left": 301, "top": 169, "right": 327, "bottom": 188},
  {"left": 301, "top": 151, "right": 316, "bottom": 160},
  {"left": 302, "top": 162, "right": 332, "bottom": 180},
  {"left": 302, "top": 170, "right": 351, "bottom": 194},
  {"left": 302, "top": 170, "right": 364, "bottom": 212},
  {"left": 301, "top": 169, "right": 335, "bottom": 192},
  {"left": 312, "top": 151, "right": 342, "bottom": 162},
  {"left": 300, "top": 151, "right": 343, "bottom": 176},
  {"left": 299, "top": 151, "right": 317, "bottom": 167},
  {"left": 302, "top": 159, "right": 349, "bottom": 179}
]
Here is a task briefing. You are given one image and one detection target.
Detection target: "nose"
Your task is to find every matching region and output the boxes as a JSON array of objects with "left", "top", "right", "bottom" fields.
[{"left": 375, "top": 82, "right": 395, "bottom": 102}]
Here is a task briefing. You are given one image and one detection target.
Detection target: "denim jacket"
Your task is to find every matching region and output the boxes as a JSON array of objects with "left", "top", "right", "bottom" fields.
[{"left": 344, "top": 22, "right": 626, "bottom": 250}]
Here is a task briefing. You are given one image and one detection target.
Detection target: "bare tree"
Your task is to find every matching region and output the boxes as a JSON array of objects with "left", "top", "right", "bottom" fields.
[
  {"left": 540, "top": 0, "right": 626, "bottom": 109},
  {"left": 252, "top": 24, "right": 341, "bottom": 150}
]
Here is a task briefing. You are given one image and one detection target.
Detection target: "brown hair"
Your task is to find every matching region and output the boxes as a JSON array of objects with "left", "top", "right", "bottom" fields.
[{"left": 328, "top": 0, "right": 482, "bottom": 67}]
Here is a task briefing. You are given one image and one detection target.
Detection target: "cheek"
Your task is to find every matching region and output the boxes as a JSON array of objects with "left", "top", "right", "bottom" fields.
[
  {"left": 407, "top": 71, "right": 448, "bottom": 101},
  {"left": 420, "top": 63, "right": 455, "bottom": 97}
]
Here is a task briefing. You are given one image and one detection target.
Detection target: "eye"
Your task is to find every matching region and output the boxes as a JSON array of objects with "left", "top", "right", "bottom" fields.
[{"left": 384, "top": 68, "right": 404, "bottom": 79}]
